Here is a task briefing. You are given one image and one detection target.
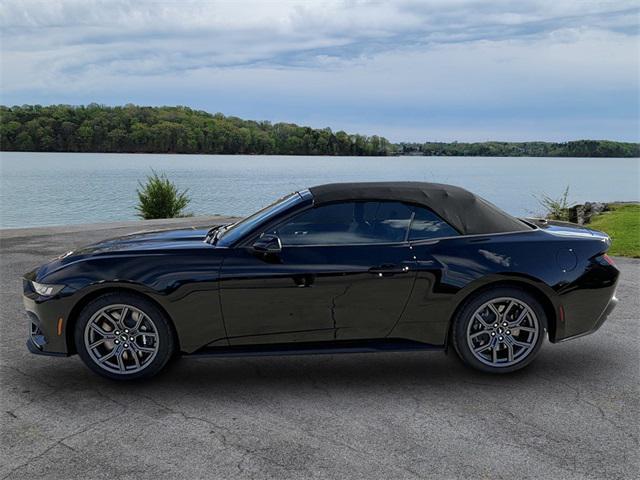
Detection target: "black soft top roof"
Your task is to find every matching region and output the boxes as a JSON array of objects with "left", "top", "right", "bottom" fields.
[{"left": 308, "top": 182, "right": 527, "bottom": 235}]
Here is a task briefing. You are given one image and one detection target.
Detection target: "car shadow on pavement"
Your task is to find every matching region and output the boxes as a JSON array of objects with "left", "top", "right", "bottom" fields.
[
  {"left": 8, "top": 342, "right": 615, "bottom": 402},
  {"left": 16, "top": 342, "right": 607, "bottom": 396}
]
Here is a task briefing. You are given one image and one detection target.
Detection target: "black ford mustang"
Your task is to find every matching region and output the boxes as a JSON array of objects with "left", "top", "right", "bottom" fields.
[{"left": 24, "top": 182, "right": 619, "bottom": 380}]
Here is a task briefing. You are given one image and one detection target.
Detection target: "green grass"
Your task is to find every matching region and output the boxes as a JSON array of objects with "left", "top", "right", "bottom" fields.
[{"left": 589, "top": 203, "right": 640, "bottom": 258}]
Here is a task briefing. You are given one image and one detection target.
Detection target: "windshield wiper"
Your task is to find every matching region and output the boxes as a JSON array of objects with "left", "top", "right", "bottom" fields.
[{"left": 205, "top": 224, "right": 226, "bottom": 245}]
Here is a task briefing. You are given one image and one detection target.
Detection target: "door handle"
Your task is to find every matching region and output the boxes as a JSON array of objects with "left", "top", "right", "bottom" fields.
[{"left": 368, "top": 264, "right": 410, "bottom": 276}]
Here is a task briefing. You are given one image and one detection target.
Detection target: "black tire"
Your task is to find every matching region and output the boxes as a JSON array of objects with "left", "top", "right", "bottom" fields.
[
  {"left": 74, "top": 291, "right": 175, "bottom": 380},
  {"left": 452, "top": 287, "right": 546, "bottom": 374}
]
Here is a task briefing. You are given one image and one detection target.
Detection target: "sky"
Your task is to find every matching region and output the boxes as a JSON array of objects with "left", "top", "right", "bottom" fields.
[{"left": 1, "top": 0, "right": 639, "bottom": 142}]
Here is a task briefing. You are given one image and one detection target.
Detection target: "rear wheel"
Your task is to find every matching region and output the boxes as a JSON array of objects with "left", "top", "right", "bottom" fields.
[
  {"left": 74, "top": 292, "right": 175, "bottom": 380},
  {"left": 452, "top": 287, "right": 546, "bottom": 373}
]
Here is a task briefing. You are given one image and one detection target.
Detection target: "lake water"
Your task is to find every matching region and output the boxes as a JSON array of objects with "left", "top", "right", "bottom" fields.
[{"left": 0, "top": 152, "right": 638, "bottom": 229}]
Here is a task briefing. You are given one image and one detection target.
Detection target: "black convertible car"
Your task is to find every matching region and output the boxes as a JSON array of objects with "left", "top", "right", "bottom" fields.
[{"left": 24, "top": 182, "right": 619, "bottom": 380}]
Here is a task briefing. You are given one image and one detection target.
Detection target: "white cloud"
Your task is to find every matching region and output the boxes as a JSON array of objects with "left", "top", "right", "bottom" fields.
[{"left": 1, "top": 0, "right": 638, "bottom": 141}]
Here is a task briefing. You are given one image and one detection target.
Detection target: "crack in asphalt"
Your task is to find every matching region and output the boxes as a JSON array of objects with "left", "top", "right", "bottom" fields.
[
  {"left": 1, "top": 411, "right": 122, "bottom": 480},
  {"left": 533, "top": 371, "right": 640, "bottom": 446},
  {"left": 132, "top": 391, "right": 426, "bottom": 479}
]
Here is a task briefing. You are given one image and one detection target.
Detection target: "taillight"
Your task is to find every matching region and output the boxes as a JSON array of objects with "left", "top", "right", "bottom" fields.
[{"left": 603, "top": 254, "right": 616, "bottom": 266}]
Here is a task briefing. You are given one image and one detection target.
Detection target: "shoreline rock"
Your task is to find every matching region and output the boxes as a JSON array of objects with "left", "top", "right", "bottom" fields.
[
  {"left": 568, "top": 202, "right": 608, "bottom": 225},
  {"left": 567, "top": 201, "right": 639, "bottom": 225}
]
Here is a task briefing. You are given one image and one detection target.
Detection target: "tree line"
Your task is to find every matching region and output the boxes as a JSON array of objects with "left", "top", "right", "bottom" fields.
[
  {"left": 396, "top": 140, "right": 639, "bottom": 158},
  {"left": 1, "top": 104, "right": 638, "bottom": 157},
  {"left": 0, "top": 104, "right": 392, "bottom": 156}
]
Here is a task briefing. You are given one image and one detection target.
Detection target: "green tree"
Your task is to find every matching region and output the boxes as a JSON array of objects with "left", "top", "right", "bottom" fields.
[
  {"left": 136, "top": 170, "right": 191, "bottom": 219},
  {"left": 1, "top": 104, "right": 638, "bottom": 157}
]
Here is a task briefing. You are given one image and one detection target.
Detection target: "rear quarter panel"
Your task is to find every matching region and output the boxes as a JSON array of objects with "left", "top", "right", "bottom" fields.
[{"left": 391, "top": 228, "right": 617, "bottom": 344}]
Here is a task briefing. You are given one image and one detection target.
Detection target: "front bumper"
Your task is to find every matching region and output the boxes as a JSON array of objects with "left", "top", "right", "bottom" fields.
[
  {"left": 26, "top": 337, "right": 68, "bottom": 356},
  {"left": 23, "top": 280, "right": 73, "bottom": 356}
]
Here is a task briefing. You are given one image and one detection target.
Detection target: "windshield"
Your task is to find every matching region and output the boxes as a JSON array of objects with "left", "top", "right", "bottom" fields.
[{"left": 216, "top": 192, "right": 303, "bottom": 246}]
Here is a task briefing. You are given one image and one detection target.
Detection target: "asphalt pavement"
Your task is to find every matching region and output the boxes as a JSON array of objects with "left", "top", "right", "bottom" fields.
[{"left": 1, "top": 218, "right": 638, "bottom": 479}]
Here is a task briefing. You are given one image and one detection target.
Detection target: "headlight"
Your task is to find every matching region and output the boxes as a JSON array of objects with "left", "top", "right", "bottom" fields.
[{"left": 31, "top": 281, "right": 64, "bottom": 297}]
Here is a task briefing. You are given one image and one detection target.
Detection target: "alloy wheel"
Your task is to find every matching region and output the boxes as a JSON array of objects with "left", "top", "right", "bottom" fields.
[
  {"left": 84, "top": 303, "right": 159, "bottom": 374},
  {"left": 466, "top": 296, "right": 540, "bottom": 367}
]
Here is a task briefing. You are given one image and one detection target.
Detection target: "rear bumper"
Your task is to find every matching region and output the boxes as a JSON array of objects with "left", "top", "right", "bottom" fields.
[
  {"left": 550, "top": 254, "right": 620, "bottom": 343},
  {"left": 599, "top": 294, "right": 618, "bottom": 324},
  {"left": 556, "top": 293, "right": 618, "bottom": 343}
]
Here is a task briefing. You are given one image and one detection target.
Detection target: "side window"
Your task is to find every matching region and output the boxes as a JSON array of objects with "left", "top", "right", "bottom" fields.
[
  {"left": 272, "top": 201, "right": 412, "bottom": 245},
  {"left": 409, "top": 206, "right": 459, "bottom": 241},
  {"left": 370, "top": 202, "right": 413, "bottom": 243}
]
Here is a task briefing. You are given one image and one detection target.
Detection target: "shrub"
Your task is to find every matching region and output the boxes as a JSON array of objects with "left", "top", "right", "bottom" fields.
[
  {"left": 536, "top": 185, "right": 571, "bottom": 221},
  {"left": 136, "top": 170, "right": 191, "bottom": 219}
]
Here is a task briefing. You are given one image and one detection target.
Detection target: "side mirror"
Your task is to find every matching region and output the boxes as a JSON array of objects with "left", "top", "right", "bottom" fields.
[{"left": 252, "top": 234, "right": 282, "bottom": 254}]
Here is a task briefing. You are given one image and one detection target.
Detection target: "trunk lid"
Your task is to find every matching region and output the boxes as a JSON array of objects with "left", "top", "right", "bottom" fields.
[{"left": 525, "top": 218, "right": 610, "bottom": 242}]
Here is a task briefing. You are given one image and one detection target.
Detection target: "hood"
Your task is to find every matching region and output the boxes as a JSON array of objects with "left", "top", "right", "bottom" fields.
[
  {"left": 75, "top": 227, "right": 211, "bottom": 254},
  {"left": 33, "top": 227, "right": 213, "bottom": 280}
]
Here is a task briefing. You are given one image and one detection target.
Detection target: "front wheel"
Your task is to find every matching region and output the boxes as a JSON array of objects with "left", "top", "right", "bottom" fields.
[
  {"left": 452, "top": 287, "right": 546, "bottom": 373},
  {"left": 74, "top": 292, "right": 175, "bottom": 380}
]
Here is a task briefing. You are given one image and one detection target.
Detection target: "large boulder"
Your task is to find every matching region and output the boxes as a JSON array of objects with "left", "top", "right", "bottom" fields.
[{"left": 568, "top": 202, "right": 608, "bottom": 225}]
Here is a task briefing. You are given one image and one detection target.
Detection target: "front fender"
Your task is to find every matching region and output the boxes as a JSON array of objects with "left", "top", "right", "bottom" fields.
[{"left": 28, "top": 251, "right": 227, "bottom": 354}]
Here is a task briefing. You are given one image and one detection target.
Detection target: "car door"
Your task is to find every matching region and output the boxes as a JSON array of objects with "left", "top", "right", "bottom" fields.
[{"left": 219, "top": 201, "right": 417, "bottom": 345}]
